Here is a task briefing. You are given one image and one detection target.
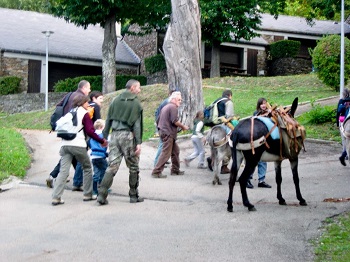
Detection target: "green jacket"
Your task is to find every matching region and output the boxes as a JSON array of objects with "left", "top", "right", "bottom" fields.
[{"left": 103, "top": 90, "right": 143, "bottom": 144}]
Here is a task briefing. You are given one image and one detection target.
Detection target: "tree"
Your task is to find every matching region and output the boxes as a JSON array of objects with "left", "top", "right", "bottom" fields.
[
  {"left": 163, "top": 0, "right": 202, "bottom": 127},
  {"left": 312, "top": 35, "right": 350, "bottom": 91},
  {"left": 200, "top": 0, "right": 287, "bottom": 78},
  {"left": 50, "top": 0, "right": 169, "bottom": 94}
]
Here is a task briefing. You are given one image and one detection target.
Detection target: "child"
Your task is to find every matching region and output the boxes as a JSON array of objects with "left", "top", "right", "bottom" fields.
[
  {"left": 88, "top": 119, "right": 108, "bottom": 197},
  {"left": 247, "top": 98, "right": 271, "bottom": 189},
  {"left": 184, "top": 111, "right": 207, "bottom": 169}
]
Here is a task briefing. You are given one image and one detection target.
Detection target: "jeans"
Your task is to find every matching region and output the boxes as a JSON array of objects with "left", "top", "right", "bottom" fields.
[
  {"left": 185, "top": 136, "right": 205, "bottom": 166},
  {"left": 92, "top": 158, "right": 108, "bottom": 194},
  {"left": 73, "top": 162, "right": 83, "bottom": 188},
  {"left": 249, "top": 161, "right": 267, "bottom": 182},
  {"left": 50, "top": 157, "right": 77, "bottom": 178},
  {"left": 154, "top": 138, "right": 163, "bottom": 167}
]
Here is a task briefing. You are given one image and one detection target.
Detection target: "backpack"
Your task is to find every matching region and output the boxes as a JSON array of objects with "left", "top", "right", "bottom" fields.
[
  {"left": 50, "top": 92, "right": 73, "bottom": 131},
  {"left": 203, "top": 97, "right": 228, "bottom": 127},
  {"left": 55, "top": 108, "right": 83, "bottom": 140}
]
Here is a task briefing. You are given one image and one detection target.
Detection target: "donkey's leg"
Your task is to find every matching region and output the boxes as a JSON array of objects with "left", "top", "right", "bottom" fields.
[
  {"left": 239, "top": 163, "right": 256, "bottom": 211},
  {"left": 227, "top": 149, "right": 243, "bottom": 212},
  {"left": 212, "top": 148, "right": 220, "bottom": 185},
  {"left": 290, "top": 159, "right": 307, "bottom": 206},
  {"left": 275, "top": 161, "right": 286, "bottom": 205}
]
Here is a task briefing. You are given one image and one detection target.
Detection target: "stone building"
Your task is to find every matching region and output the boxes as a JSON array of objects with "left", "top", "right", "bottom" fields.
[{"left": 0, "top": 8, "right": 141, "bottom": 93}]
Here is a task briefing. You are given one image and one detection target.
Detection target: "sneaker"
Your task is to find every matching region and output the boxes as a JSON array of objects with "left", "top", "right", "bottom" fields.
[
  {"left": 258, "top": 181, "right": 272, "bottom": 188},
  {"left": 339, "top": 156, "right": 346, "bottom": 166},
  {"left": 246, "top": 180, "right": 254, "bottom": 189},
  {"left": 130, "top": 197, "right": 144, "bottom": 203},
  {"left": 72, "top": 186, "right": 83, "bottom": 192},
  {"left": 52, "top": 198, "right": 64, "bottom": 206},
  {"left": 83, "top": 195, "right": 97, "bottom": 201},
  {"left": 184, "top": 159, "right": 190, "bottom": 167},
  {"left": 46, "top": 177, "right": 53, "bottom": 188},
  {"left": 220, "top": 165, "right": 230, "bottom": 174},
  {"left": 197, "top": 165, "right": 207, "bottom": 169},
  {"left": 152, "top": 173, "right": 167, "bottom": 178},
  {"left": 171, "top": 170, "right": 185, "bottom": 176}
]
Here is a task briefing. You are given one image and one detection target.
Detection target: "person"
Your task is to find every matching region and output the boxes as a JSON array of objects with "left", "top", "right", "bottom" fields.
[
  {"left": 337, "top": 88, "right": 350, "bottom": 166},
  {"left": 153, "top": 90, "right": 175, "bottom": 166},
  {"left": 46, "top": 80, "right": 92, "bottom": 188},
  {"left": 151, "top": 91, "right": 189, "bottom": 178},
  {"left": 71, "top": 90, "right": 104, "bottom": 190},
  {"left": 207, "top": 89, "right": 234, "bottom": 174},
  {"left": 51, "top": 94, "right": 108, "bottom": 205},
  {"left": 88, "top": 119, "right": 108, "bottom": 198},
  {"left": 184, "top": 110, "right": 207, "bottom": 169},
  {"left": 97, "top": 79, "right": 143, "bottom": 205},
  {"left": 246, "top": 97, "right": 271, "bottom": 189}
]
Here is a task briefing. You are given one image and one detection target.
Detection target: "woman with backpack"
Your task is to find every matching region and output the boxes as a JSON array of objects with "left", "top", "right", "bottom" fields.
[{"left": 51, "top": 94, "right": 108, "bottom": 206}]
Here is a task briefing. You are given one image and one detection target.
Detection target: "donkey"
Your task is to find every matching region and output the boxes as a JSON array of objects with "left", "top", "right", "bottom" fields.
[
  {"left": 227, "top": 98, "right": 307, "bottom": 212},
  {"left": 206, "top": 125, "right": 231, "bottom": 185},
  {"left": 340, "top": 117, "right": 350, "bottom": 163}
]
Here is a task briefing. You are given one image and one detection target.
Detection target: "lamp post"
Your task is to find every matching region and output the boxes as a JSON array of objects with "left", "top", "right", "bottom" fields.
[
  {"left": 340, "top": 0, "right": 345, "bottom": 98},
  {"left": 42, "top": 30, "right": 54, "bottom": 111}
]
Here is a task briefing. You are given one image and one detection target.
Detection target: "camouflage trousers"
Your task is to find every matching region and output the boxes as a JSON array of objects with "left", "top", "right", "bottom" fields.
[{"left": 98, "top": 130, "right": 140, "bottom": 200}]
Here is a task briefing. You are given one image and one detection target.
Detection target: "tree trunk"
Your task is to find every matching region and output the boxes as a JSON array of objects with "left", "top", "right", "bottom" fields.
[
  {"left": 163, "top": 0, "right": 203, "bottom": 128},
  {"left": 102, "top": 14, "right": 117, "bottom": 94},
  {"left": 210, "top": 40, "right": 221, "bottom": 78}
]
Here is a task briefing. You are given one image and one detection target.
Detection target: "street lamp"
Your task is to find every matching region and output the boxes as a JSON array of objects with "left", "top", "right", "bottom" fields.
[
  {"left": 340, "top": 0, "right": 345, "bottom": 98},
  {"left": 42, "top": 30, "right": 54, "bottom": 111}
]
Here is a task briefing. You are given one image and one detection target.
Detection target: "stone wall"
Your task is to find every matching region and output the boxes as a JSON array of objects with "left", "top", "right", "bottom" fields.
[
  {"left": 146, "top": 70, "right": 168, "bottom": 85},
  {"left": 269, "top": 57, "right": 312, "bottom": 76},
  {"left": 0, "top": 93, "right": 68, "bottom": 114},
  {"left": 1, "top": 56, "right": 28, "bottom": 93}
]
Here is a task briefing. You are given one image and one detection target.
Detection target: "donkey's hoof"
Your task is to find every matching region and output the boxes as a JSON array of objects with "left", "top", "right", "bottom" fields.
[
  {"left": 248, "top": 206, "right": 256, "bottom": 211},
  {"left": 300, "top": 200, "right": 307, "bottom": 206},
  {"left": 218, "top": 180, "right": 222, "bottom": 185},
  {"left": 227, "top": 207, "right": 233, "bottom": 212},
  {"left": 212, "top": 180, "right": 216, "bottom": 185},
  {"left": 279, "top": 200, "right": 287, "bottom": 205}
]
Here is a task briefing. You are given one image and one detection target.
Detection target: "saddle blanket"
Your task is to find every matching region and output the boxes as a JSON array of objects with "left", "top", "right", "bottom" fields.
[{"left": 256, "top": 116, "right": 280, "bottom": 140}]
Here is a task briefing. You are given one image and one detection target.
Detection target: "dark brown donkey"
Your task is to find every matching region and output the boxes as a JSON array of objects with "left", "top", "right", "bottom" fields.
[{"left": 227, "top": 98, "right": 307, "bottom": 212}]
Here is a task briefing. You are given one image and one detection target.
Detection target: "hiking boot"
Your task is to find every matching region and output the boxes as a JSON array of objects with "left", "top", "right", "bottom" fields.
[
  {"left": 220, "top": 165, "right": 230, "bottom": 174},
  {"left": 152, "top": 173, "right": 167, "bottom": 178},
  {"left": 246, "top": 180, "right": 254, "bottom": 189},
  {"left": 72, "top": 186, "right": 83, "bottom": 192},
  {"left": 46, "top": 177, "right": 53, "bottom": 188},
  {"left": 339, "top": 156, "right": 346, "bottom": 166},
  {"left": 207, "top": 157, "right": 213, "bottom": 171},
  {"left": 184, "top": 159, "right": 190, "bottom": 167},
  {"left": 258, "top": 181, "right": 272, "bottom": 188},
  {"left": 52, "top": 198, "right": 64, "bottom": 206},
  {"left": 97, "top": 198, "right": 108, "bottom": 205},
  {"left": 171, "top": 170, "right": 185, "bottom": 176},
  {"left": 130, "top": 197, "right": 144, "bottom": 203}
]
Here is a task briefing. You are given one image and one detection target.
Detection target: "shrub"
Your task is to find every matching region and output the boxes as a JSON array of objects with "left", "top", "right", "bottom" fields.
[
  {"left": 312, "top": 35, "right": 350, "bottom": 91},
  {"left": 0, "top": 76, "right": 21, "bottom": 95},
  {"left": 303, "top": 104, "right": 336, "bottom": 124},
  {"left": 53, "top": 75, "right": 147, "bottom": 93},
  {"left": 269, "top": 40, "right": 301, "bottom": 60},
  {"left": 145, "top": 54, "right": 166, "bottom": 74}
]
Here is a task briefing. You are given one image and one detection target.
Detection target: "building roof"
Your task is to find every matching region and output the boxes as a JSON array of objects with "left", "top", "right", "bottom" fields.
[
  {"left": 0, "top": 8, "right": 140, "bottom": 66},
  {"left": 259, "top": 13, "right": 350, "bottom": 36}
]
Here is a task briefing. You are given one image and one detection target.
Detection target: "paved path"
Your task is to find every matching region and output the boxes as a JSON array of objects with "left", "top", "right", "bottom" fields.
[{"left": 1, "top": 97, "right": 350, "bottom": 262}]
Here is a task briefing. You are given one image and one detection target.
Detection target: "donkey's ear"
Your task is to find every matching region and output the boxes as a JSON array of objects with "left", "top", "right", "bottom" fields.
[{"left": 290, "top": 97, "right": 298, "bottom": 117}]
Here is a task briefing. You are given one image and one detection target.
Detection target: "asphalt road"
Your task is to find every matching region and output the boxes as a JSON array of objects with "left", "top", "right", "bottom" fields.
[{"left": 1, "top": 96, "right": 350, "bottom": 262}]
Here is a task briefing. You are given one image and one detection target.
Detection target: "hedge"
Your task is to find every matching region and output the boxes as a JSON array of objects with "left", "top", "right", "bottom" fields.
[
  {"left": 269, "top": 40, "right": 301, "bottom": 60},
  {"left": 0, "top": 76, "right": 21, "bottom": 95},
  {"left": 145, "top": 54, "right": 166, "bottom": 74},
  {"left": 54, "top": 75, "right": 147, "bottom": 92}
]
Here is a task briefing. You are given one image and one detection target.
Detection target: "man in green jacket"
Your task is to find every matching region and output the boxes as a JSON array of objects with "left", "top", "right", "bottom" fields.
[{"left": 97, "top": 79, "right": 143, "bottom": 205}]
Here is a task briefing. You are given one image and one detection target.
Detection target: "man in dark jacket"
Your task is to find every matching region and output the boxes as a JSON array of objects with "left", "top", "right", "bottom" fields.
[{"left": 97, "top": 79, "right": 144, "bottom": 205}]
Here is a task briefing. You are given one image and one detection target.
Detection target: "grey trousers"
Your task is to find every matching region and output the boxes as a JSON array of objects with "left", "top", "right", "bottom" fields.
[{"left": 52, "top": 146, "right": 93, "bottom": 200}]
